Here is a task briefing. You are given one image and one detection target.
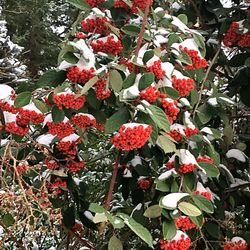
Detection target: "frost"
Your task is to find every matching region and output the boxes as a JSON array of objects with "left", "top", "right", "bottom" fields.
[
  {"left": 161, "top": 193, "right": 189, "bottom": 210},
  {"left": 226, "top": 149, "right": 247, "bottom": 162}
]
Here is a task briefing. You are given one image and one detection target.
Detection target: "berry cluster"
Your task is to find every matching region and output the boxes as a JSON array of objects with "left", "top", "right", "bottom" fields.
[
  {"left": 146, "top": 60, "right": 166, "bottom": 79},
  {"left": 49, "top": 178, "right": 67, "bottom": 195},
  {"left": 184, "top": 127, "right": 199, "bottom": 137},
  {"left": 111, "top": 124, "right": 152, "bottom": 151},
  {"left": 160, "top": 234, "right": 191, "bottom": 250},
  {"left": 16, "top": 163, "right": 29, "bottom": 175},
  {"left": 223, "top": 22, "right": 250, "bottom": 48},
  {"left": 114, "top": 0, "right": 153, "bottom": 13},
  {"left": 119, "top": 58, "right": 139, "bottom": 73},
  {"left": 223, "top": 240, "right": 248, "bottom": 250},
  {"left": 193, "top": 191, "right": 212, "bottom": 200},
  {"left": 66, "top": 160, "right": 85, "bottom": 172},
  {"left": 75, "top": 32, "right": 86, "bottom": 39},
  {"left": 168, "top": 130, "right": 183, "bottom": 141},
  {"left": 140, "top": 86, "right": 160, "bottom": 103},
  {"left": 179, "top": 46, "right": 207, "bottom": 70},
  {"left": 57, "top": 141, "right": 77, "bottom": 156},
  {"left": 5, "top": 122, "right": 29, "bottom": 136},
  {"left": 175, "top": 216, "right": 197, "bottom": 231},
  {"left": 91, "top": 36, "right": 123, "bottom": 56},
  {"left": 67, "top": 67, "right": 95, "bottom": 85},
  {"left": 86, "top": 0, "right": 105, "bottom": 7},
  {"left": 196, "top": 156, "right": 214, "bottom": 164},
  {"left": 47, "top": 121, "right": 74, "bottom": 139},
  {"left": 45, "top": 158, "right": 60, "bottom": 170},
  {"left": 52, "top": 93, "right": 85, "bottom": 110},
  {"left": 172, "top": 75, "right": 195, "bottom": 96},
  {"left": 72, "top": 114, "right": 96, "bottom": 128},
  {"left": 94, "top": 78, "right": 111, "bottom": 100},
  {"left": 17, "top": 109, "right": 44, "bottom": 125},
  {"left": 137, "top": 178, "right": 152, "bottom": 190},
  {"left": 81, "top": 17, "right": 110, "bottom": 35},
  {"left": 166, "top": 162, "right": 196, "bottom": 174},
  {"left": 0, "top": 100, "right": 19, "bottom": 113},
  {"left": 161, "top": 98, "right": 180, "bottom": 123}
]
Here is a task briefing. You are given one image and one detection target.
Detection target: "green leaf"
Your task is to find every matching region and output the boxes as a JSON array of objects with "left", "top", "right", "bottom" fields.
[
  {"left": 198, "top": 162, "right": 220, "bottom": 178},
  {"left": 168, "top": 33, "right": 180, "bottom": 47},
  {"left": 155, "top": 179, "right": 170, "bottom": 192},
  {"left": 123, "top": 73, "right": 137, "bottom": 89},
  {"left": 177, "top": 14, "right": 188, "bottom": 25},
  {"left": 197, "top": 104, "right": 212, "bottom": 124},
  {"left": 229, "top": 53, "right": 250, "bottom": 67},
  {"left": 108, "top": 235, "right": 123, "bottom": 250},
  {"left": 178, "top": 51, "right": 192, "bottom": 65},
  {"left": 106, "top": 22, "right": 120, "bottom": 37},
  {"left": 157, "top": 135, "right": 176, "bottom": 154},
  {"left": 178, "top": 202, "right": 202, "bottom": 216},
  {"left": 191, "top": 194, "right": 214, "bottom": 214},
  {"left": 89, "top": 203, "right": 106, "bottom": 213},
  {"left": 144, "top": 205, "right": 162, "bottom": 218},
  {"left": 37, "top": 70, "right": 67, "bottom": 88},
  {"left": 163, "top": 220, "right": 177, "bottom": 240},
  {"left": 143, "top": 50, "right": 154, "bottom": 64},
  {"left": 189, "top": 215, "right": 204, "bottom": 228},
  {"left": 67, "top": 0, "right": 90, "bottom": 10},
  {"left": 62, "top": 205, "right": 75, "bottom": 229},
  {"left": 105, "top": 107, "right": 130, "bottom": 134},
  {"left": 62, "top": 52, "right": 78, "bottom": 64},
  {"left": 52, "top": 106, "right": 65, "bottom": 122},
  {"left": 79, "top": 76, "right": 99, "bottom": 96},
  {"left": 34, "top": 99, "right": 48, "bottom": 113},
  {"left": 139, "top": 73, "right": 155, "bottom": 90},
  {"left": 122, "top": 24, "right": 140, "bottom": 36},
  {"left": 93, "top": 213, "right": 108, "bottom": 223},
  {"left": 147, "top": 105, "right": 170, "bottom": 132},
  {"left": 14, "top": 91, "right": 32, "bottom": 107},
  {"left": 106, "top": 214, "right": 125, "bottom": 229},
  {"left": 160, "top": 87, "right": 180, "bottom": 100},
  {"left": 190, "top": 90, "right": 199, "bottom": 106},
  {"left": 118, "top": 213, "right": 153, "bottom": 248},
  {"left": 109, "top": 70, "right": 123, "bottom": 92},
  {"left": 3, "top": 213, "right": 15, "bottom": 227}
]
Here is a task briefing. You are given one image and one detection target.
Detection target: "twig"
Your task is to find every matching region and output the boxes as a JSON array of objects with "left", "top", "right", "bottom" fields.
[
  {"left": 104, "top": 150, "right": 122, "bottom": 210},
  {"left": 192, "top": 45, "right": 221, "bottom": 118},
  {"left": 134, "top": 0, "right": 151, "bottom": 58}
]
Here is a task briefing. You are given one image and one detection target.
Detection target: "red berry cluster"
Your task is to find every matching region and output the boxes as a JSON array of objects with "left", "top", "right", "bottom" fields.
[
  {"left": 16, "top": 163, "right": 29, "bottom": 175},
  {"left": 196, "top": 156, "right": 214, "bottom": 164},
  {"left": 223, "top": 22, "right": 250, "bottom": 48},
  {"left": 166, "top": 162, "right": 196, "bottom": 174},
  {"left": 179, "top": 46, "right": 208, "bottom": 70},
  {"left": 91, "top": 36, "right": 123, "bottom": 56},
  {"left": 72, "top": 114, "right": 96, "bottom": 128},
  {"left": 168, "top": 130, "right": 183, "bottom": 141},
  {"left": 81, "top": 17, "right": 110, "bottom": 35},
  {"left": 49, "top": 178, "right": 67, "bottom": 195},
  {"left": 17, "top": 109, "right": 44, "bottom": 125},
  {"left": 86, "top": 0, "right": 105, "bottom": 7},
  {"left": 52, "top": 93, "right": 85, "bottom": 110},
  {"left": 140, "top": 86, "right": 160, "bottom": 103},
  {"left": 66, "top": 160, "right": 85, "bottom": 172},
  {"left": 119, "top": 58, "right": 138, "bottom": 73},
  {"left": 111, "top": 124, "right": 152, "bottom": 151},
  {"left": 94, "top": 78, "right": 111, "bottom": 100},
  {"left": 160, "top": 235, "right": 191, "bottom": 250},
  {"left": 114, "top": 0, "right": 153, "bottom": 13},
  {"left": 161, "top": 98, "right": 180, "bottom": 123},
  {"left": 223, "top": 240, "right": 248, "bottom": 250},
  {"left": 184, "top": 127, "right": 199, "bottom": 137},
  {"left": 193, "top": 191, "right": 212, "bottom": 200},
  {"left": 5, "top": 122, "right": 29, "bottom": 136},
  {"left": 146, "top": 60, "right": 166, "bottom": 79},
  {"left": 75, "top": 32, "right": 87, "bottom": 39},
  {"left": 172, "top": 75, "right": 195, "bottom": 96},
  {"left": 175, "top": 216, "right": 197, "bottom": 231},
  {"left": 57, "top": 141, "right": 77, "bottom": 156},
  {"left": 0, "top": 100, "right": 20, "bottom": 113},
  {"left": 137, "top": 178, "right": 152, "bottom": 190},
  {"left": 67, "top": 67, "right": 95, "bottom": 85},
  {"left": 47, "top": 121, "right": 74, "bottom": 139},
  {"left": 95, "top": 122, "right": 105, "bottom": 131},
  {"left": 45, "top": 158, "right": 60, "bottom": 170}
]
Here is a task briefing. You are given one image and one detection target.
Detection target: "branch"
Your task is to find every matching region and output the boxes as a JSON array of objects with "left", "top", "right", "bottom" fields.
[
  {"left": 104, "top": 150, "right": 122, "bottom": 210},
  {"left": 192, "top": 45, "right": 221, "bottom": 118},
  {"left": 134, "top": 0, "right": 151, "bottom": 58}
]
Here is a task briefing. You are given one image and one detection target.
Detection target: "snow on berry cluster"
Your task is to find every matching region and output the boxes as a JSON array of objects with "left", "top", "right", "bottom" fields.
[
  {"left": 160, "top": 231, "right": 191, "bottom": 250},
  {"left": 146, "top": 60, "right": 166, "bottom": 79},
  {"left": 111, "top": 123, "right": 152, "bottom": 151},
  {"left": 223, "top": 22, "right": 250, "bottom": 48},
  {"left": 114, "top": 0, "right": 153, "bottom": 13},
  {"left": 172, "top": 75, "right": 195, "bottom": 97},
  {"left": 223, "top": 237, "right": 248, "bottom": 250},
  {"left": 71, "top": 113, "right": 96, "bottom": 128},
  {"left": 139, "top": 85, "right": 160, "bottom": 103},
  {"left": 161, "top": 96, "right": 180, "bottom": 123}
]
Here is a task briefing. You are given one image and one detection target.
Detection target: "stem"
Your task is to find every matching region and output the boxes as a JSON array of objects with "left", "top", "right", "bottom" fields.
[
  {"left": 104, "top": 150, "right": 122, "bottom": 210},
  {"left": 192, "top": 45, "right": 221, "bottom": 118},
  {"left": 134, "top": 0, "right": 151, "bottom": 58}
]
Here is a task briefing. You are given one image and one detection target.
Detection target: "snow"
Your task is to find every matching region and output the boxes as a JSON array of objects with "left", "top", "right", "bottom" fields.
[
  {"left": 226, "top": 149, "right": 247, "bottom": 162},
  {"left": 158, "top": 169, "right": 177, "bottom": 181},
  {"left": 0, "top": 84, "right": 14, "bottom": 100},
  {"left": 84, "top": 211, "right": 94, "bottom": 221},
  {"left": 231, "top": 236, "right": 246, "bottom": 244},
  {"left": 161, "top": 193, "right": 189, "bottom": 210},
  {"left": 208, "top": 97, "right": 218, "bottom": 106},
  {"left": 61, "top": 133, "right": 80, "bottom": 142},
  {"left": 179, "top": 98, "right": 190, "bottom": 107},
  {"left": 123, "top": 85, "right": 140, "bottom": 99},
  {"left": 123, "top": 168, "right": 133, "bottom": 178},
  {"left": 130, "top": 156, "right": 142, "bottom": 166},
  {"left": 184, "top": 111, "right": 195, "bottom": 129},
  {"left": 36, "top": 134, "right": 56, "bottom": 146},
  {"left": 179, "top": 149, "right": 198, "bottom": 165},
  {"left": 201, "top": 127, "right": 213, "bottom": 135},
  {"left": 172, "top": 230, "right": 189, "bottom": 241}
]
